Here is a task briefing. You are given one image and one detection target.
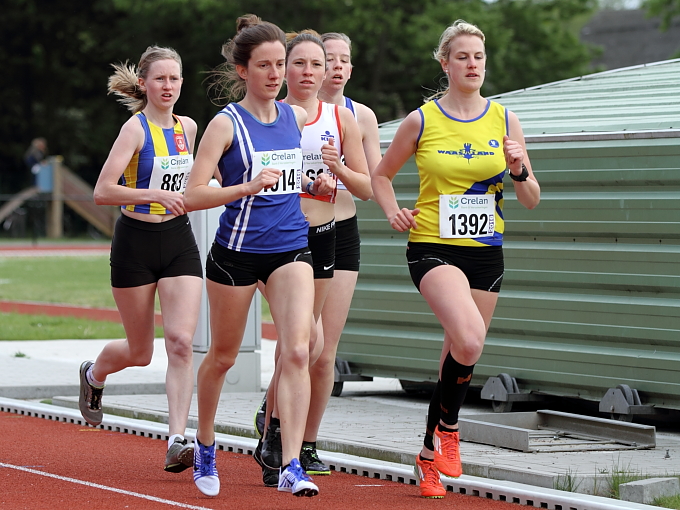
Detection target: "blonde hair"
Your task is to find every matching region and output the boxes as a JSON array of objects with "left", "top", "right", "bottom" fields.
[
  {"left": 321, "top": 32, "right": 353, "bottom": 55},
  {"left": 434, "top": 19, "right": 485, "bottom": 62},
  {"left": 209, "top": 14, "right": 286, "bottom": 103},
  {"left": 428, "top": 20, "right": 485, "bottom": 101},
  {"left": 107, "top": 46, "right": 182, "bottom": 113},
  {"left": 285, "top": 29, "right": 326, "bottom": 63}
]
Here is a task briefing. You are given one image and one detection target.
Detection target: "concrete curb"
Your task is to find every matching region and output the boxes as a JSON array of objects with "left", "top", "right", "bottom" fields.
[{"left": 2, "top": 383, "right": 166, "bottom": 400}]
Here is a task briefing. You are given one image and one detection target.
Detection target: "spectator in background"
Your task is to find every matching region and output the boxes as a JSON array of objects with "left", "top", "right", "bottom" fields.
[{"left": 24, "top": 138, "right": 48, "bottom": 176}]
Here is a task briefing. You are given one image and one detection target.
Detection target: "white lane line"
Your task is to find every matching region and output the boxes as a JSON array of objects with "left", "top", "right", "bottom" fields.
[{"left": 0, "top": 462, "right": 214, "bottom": 510}]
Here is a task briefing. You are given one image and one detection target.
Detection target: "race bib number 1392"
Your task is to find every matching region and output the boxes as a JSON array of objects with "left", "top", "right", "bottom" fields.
[
  {"left": 252, "top": 149, "right": 302, "bottom": 195},
  {"left": 439, "top": 194, "right": 495, "bottom": 239}
]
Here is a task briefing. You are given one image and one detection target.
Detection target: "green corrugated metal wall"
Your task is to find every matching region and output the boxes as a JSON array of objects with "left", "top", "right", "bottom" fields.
[{"left": 338, "top": 61, "right": 680, "bottom": 410}]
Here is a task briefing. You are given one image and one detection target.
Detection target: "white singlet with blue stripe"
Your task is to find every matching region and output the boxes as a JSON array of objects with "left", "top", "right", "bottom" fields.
[{"left": 337, "top": 96, "right": 358, "bottom": 192}]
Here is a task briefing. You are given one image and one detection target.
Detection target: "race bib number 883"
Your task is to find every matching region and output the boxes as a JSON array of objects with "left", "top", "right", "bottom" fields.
[
  {"left": 149, "top": 154, "right": 193, "bottom": 193},
  {"left": 439, "top": 194, "right": 495, "bottom": 239},
  {"left": 252, "top": 149, "right": 302, "bottom": 195}
]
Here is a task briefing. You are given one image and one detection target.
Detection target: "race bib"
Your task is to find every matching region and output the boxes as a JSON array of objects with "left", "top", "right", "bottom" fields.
[
  {"left": 439, "top": 194, "right": 495, "bottom": 238},
  {"left": 303, "top": 150, "right": 333, "bottom": 181},
  {"left": 148, "top": 154, "right": 193, "bottom": 193},
  {"left": 252, "top": 149, "right": 302, "bottom": 195}
]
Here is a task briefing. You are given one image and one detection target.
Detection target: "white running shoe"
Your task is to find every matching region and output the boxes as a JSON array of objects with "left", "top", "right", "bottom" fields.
[
  {"left": 278, "top": 458, "right": 319, "bottom": 497},
  {"left": 193, "top": 440, "right": 219, "bottom": 496}
]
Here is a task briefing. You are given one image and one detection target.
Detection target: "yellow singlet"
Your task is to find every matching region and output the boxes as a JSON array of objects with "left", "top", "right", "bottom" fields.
[{"left": 409, "top": 99, "right": 508, "bottom": 247}]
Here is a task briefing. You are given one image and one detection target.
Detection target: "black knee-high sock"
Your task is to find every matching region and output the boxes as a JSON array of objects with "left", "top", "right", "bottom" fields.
[
  {"left": 423, "top": 380, "right": 441, "bottom": 451},
  {"left": 440, "top": 352, "right": 474, "bottom": 427}
]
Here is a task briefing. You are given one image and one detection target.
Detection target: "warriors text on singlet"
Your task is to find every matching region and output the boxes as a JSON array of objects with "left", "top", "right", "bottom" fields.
[
  {"left": 409, "top": 99, "right": 508, "bottom": 247},
  {"left": 121, "top": 112, "right": 192, "bottom": 215}
]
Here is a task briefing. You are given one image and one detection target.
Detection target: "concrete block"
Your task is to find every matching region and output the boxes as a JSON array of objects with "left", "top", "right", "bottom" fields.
[
  {"left": 462, "top": 461, "right": 490, "bottom": 478},
  {"left": 619, "top": 477, "right": 680, "bottom": 504},
  {"left": 488, "top": 466, "right": 555, "bottom": 488},
  {"left": 193, "top": 351, "right": 260, "bottom": 393}
]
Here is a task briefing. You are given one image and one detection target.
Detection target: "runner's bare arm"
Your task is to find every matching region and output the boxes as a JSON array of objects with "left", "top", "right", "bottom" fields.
[
  {"left": 94, "top": 117, "right": 186, "bottom": 216},
  {"left": 372, "top": 110, "right": 421, "bottom": 231},
  {"left": 355, "top": 102, "right": 382, "bottom": 173},
  {"left": 323, "top": 107, "right": 371, "bottom": 200},
  {"left": 184, "top": 114, "right": 279, "bottom": 211},
  {"left": 505, "top": 111, "right": 540, "bottom": 210}
]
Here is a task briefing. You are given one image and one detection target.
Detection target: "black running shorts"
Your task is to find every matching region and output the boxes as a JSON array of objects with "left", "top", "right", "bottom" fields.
[
  {"left": 110, "top": 214, "right": 203, "bottom": 288},
  {"left": 334, "top": 215, "right": 360, "bottom": 272},
  {"left": 206, "top": 241, "right": 313, "bottom": 286},
  {"left": 406, "top": 242, "right": 504, "bottom": 293},
  {"left": 308, "top": 219, "right": 336, "bottom": 279}
]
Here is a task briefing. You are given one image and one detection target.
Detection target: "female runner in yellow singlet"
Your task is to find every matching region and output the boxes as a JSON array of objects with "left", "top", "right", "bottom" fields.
[{"left": 372, "top": 20, "right": 540, "bottom": 499}]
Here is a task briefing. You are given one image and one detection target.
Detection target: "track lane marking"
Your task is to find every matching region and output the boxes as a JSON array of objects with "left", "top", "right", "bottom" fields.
[{"left": 0, "top": 462, "right": 214, "bottom": 509}]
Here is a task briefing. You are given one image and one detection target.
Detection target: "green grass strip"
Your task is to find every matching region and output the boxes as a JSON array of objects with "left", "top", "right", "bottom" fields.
[
  {"left": 0, "top": 256, "right": 115, "bottom": 308},
  {"left": 0, "top": 312, "right": 163, "bottom": 340}
]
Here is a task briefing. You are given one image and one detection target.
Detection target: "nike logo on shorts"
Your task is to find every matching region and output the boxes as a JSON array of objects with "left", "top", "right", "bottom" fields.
[{"left": 324, "top": 264, "right": 335, "bottom": 271}]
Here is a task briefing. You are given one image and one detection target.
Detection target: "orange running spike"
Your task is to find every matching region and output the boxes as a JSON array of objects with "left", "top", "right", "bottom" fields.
[
  {"left": 415, "top": 455, "right": 446, "bottom": 498},
  {"left": 433, "top": 428, "right": 462, "bottom": 478}
]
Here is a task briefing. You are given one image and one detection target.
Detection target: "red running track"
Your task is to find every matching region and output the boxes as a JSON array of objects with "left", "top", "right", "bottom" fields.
[{"left": 0, "top": 411, "right": 521, "bottom": 510}]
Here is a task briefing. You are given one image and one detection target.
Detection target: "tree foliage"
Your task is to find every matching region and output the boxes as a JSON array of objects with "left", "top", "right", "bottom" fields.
[
  {"left": 0, "top": 0, "right": 598, "bottom": 196},
  {"left": 645, "top": 0, "right": 680, "bottom": 29}
]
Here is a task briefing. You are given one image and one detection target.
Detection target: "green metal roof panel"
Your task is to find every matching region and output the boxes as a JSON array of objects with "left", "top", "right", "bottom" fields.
[{"left": 379, "top": 59, "right": 680, "bottom": 142}]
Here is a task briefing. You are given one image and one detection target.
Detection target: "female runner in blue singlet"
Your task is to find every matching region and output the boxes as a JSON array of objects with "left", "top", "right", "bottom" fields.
[
  {"left": 372, "top": 21, "right": 540, "bottom": 498},
  {"left": 80, "top": 46, "right": 203, "bottom": 474},
  {"left": 183, "top": 15, "right": 333, "bottom": 498}
]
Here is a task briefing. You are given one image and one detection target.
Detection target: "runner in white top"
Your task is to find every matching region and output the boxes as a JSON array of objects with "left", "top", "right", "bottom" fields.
[
  {"left": 299, "top": 32, "right": 382, "bottom": 462},
  {"left": 257, "top": 29, "right": 370, "bottom": 482}
]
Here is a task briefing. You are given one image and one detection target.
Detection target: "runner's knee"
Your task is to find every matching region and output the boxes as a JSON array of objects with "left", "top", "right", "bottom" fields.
[
  {"left": 281, "top": 343, "right": 310, "bottom": 370},
  {"left": 310, "top": 346, "right": 335, "bottom": 374},
  {"left": 128, "top": 347, "right": 154, "bottom": 367},
  {"left": 450, "top": 330, "right": 485, "bottom": 365},
  {"left": 164, "top": 331, "right": 194, "bottom": 361}
]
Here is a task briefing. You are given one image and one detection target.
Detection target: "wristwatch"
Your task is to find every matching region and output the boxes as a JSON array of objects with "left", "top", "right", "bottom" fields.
[{"left": 509, "top": 163, "right": 529, "bottom": 182}]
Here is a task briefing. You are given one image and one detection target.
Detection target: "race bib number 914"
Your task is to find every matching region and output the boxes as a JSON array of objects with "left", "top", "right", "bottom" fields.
[
  {"left": 149, "top": 154, "right": 193, "bottom": 193},
  {"left": 252, "top": 149, "right": 302, "bottom": 195},
  {"left": 439, "top": 194, "right": 495, "bottom": 239}
]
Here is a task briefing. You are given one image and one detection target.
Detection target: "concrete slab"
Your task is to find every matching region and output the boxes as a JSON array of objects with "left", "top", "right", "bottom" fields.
[
  {"left": 620, "top": 477, "right": 680, "bottom": 504},
  {"left": 0, "top": 339, "right": 168, "bottom": 398}
]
